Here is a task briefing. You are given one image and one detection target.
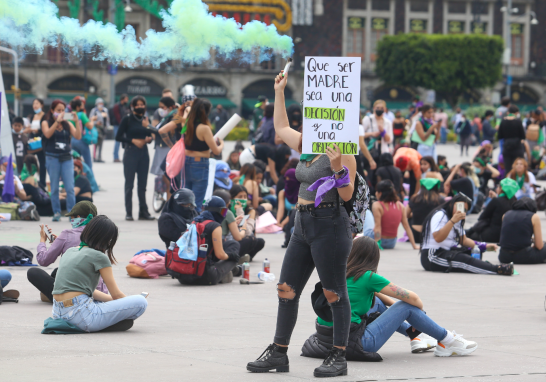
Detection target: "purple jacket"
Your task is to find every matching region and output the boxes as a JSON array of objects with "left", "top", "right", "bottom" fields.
[{"left": 37, "top": 226, "right": 108, "bottom": 294}]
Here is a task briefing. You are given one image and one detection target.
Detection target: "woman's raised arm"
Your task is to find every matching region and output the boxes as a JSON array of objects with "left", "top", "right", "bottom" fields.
[{"left": 274, "top": 72, "right": 302, "bottom": 152}]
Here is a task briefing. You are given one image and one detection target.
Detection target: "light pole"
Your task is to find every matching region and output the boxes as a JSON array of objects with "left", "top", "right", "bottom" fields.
[
  {"left": 108, "top": 0, "right": 117, "bottom": 108},
  {"left": 0, "top": 46, "right": 19, "bottom": 116},
  {"left": 503, "top": 0, "right": 513, "bottom": 99}
]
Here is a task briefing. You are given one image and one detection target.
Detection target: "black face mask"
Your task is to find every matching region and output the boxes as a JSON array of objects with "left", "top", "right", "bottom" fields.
[
  {"left": 375, "top": 109, "right": 384, "bottom": 116},
  {"left": 134, "top": 107, "right": 146, "bottom": 115}
]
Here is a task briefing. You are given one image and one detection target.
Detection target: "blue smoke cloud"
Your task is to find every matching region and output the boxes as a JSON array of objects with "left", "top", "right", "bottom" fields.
[{"left": 0, "top": 0, "right": 293, "bottom": 67}]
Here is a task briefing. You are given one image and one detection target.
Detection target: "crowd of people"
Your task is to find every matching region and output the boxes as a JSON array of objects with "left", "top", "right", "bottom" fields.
[{"left": 2, "top": 73, "right": 546, "bottom": 379}]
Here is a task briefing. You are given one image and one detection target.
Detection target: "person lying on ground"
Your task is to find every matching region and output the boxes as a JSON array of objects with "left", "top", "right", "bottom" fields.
[
  {"left": 420, "top": 194, "right": 513, "bottom": 276},
  {"left": 27, "top": 201, "right": 103, "bottom": 303},
  {"left": 51, "top": 215, "right": 147, "bottom": 332},
  {"left": 499, "top": 197, "right": 546, "bottom": 264}
]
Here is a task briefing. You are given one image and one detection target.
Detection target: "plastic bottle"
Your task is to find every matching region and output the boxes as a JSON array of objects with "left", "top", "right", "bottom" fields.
[
  {"left": 257, "top": 272, "right": 276, "bottom": 282},
  {"left": 168, "top": 241, "right": 176, "bottom": 251},
  {"left": 243, "top": 262, "right": 250, "bottom": 280},
  {"left": 471, "top": 245, "right": 481, "bottom": 260},
  {"left": 263, "top": 258, "right": 270, "bottom": 273}
]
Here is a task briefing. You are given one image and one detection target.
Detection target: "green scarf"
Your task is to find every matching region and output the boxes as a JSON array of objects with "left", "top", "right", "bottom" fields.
[
  {"left": 300, "top": 154, "right": 318, "bottom": 162},
  {"left": 239, "top": 174, "right": 246, "bottom": 185},
  {"left": 516, "top": 174, "right": 525, "bottom": 190},
  {"left": 420, "top": 178, "right": 441, "bottom": 190},
  {"left": 377, "top": 240, "right": 384, "bottom": 251},
  {"left": 500, "top": 177, "right": 519, "bottom": 200},
  {"left": 230, "top": 199, "right": 248, "bottom": 216},
  {"left": 20, "top": 163, "right": 37, "bottom": 181},
  {"left": 78, "top": 241, "right": 88, "bottom": 251}
]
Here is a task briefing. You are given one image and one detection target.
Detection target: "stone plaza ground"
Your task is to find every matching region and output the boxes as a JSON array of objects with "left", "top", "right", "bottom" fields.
[{"left": 1, "top": 141, "right": 546, "bottom": 381}]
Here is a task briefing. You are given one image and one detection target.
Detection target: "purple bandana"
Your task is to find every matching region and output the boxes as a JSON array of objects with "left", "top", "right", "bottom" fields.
[{"left": 306, "top": 166, "right": 350, "bottom": 207}]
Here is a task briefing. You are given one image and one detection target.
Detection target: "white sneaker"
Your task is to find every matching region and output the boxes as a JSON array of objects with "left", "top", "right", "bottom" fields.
[
  {"left": 434, "top": 331, "right": 478, "bottom": 357},
  {"left": 410, "top": 333, "right": 437, "bottom": 353}
]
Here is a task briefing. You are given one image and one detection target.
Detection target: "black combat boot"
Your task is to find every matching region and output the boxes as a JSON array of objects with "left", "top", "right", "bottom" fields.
[
  {"left": 313, "top": 347, "right": 348, "bottom": 378},
  {"left": 247, "top": 344, "right": 289, "bottom": 373}
]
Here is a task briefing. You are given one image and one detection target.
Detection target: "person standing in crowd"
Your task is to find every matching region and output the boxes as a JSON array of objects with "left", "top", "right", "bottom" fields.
[
  {"left": 406, "top": 178, "right": 444, "bottom": 243},
  {"left": 178, "top": 98, "right": 224, "bottom": 212},
  {"left": 455, "top": 114, "right": 473, "bottom": 157},
  {"left": 392, "top": 111, "right": 406, "bottom": 146},
  {"left": 498, "top": 105, "right": 525, "bottom": 173},
  {"left": 51, "top": 215, "right": 148, "bottom": 332},
  {"left": 158, "top": 188, "right": 198, "bottom": 249},
  {"left": 11, "top": 117, "right": 28, "bottom": 174},
  {"left": 238, "top": 143, "right": 279, "bottom": 185},
  {"left": 420, "top": 194, "right": 513, "bottom": 276},
  {"left": 151, "top": 89, "right": 175, "bottom": 128},
  {"left": 259, "top": 104, "right": 276, "bottom": 146},
  {"left": 372, "top": 180, "right": 418, "bottom": 250},
  {"left": 472, "top": 114, "right": 482, "bottom": 143},
  {"left": 506, "top": 158, "right": 536, "bottom": 199},
  {"left": 89, "top": 98, "right": 109, "bottom": 163},
  {"left": 496, "top": 97, "right": 511, "bottom": 127},
  {"left": 27, "top": 201, "right": 100, "bottom": 302},
  {"left": 210, "top": 104, "right": 229, "bottom": 132},
  {"left": 70, "top": 98, "right": 96, "bottom": 171},
  {"left": 481, "top": 111, "right": 496, "bottom": 143},
  {"left": 26, "top": 98, "right": 47, "bottom": 188},
  {"left": 435, "top": 108, "right": 448, "bottom": 144},
  {"left": 111, "top": 94, "right": 129, "bottom": 163},
  {"left": 251, "top": 95, "right": 268, "bottom": 141},
  {"left": 413, "top": 104, "right": 441, "bottom": 161},
  {"left": 150, "top": 96, "right": 177, "bottom": 178},
  {"left": 362, "top": 100, "right": 393, "bottom": 155},
  {"left": 115, "top": 96, "right": 155, "bottom": 221},
  {"left": 247, "top": 70, "right": 356, "bottom": 378},
  {"left": 466, "top": 178, "right": 518, "bottom": 243},
  {"left": 375, "top": 153, "right": 403, "bottom": 197},
  {"left": 357, "top": 113, "right": 377, "bottom": 172},
  {"left": 499, "top": 198, "right": 546, "bottom": 264},
  {"left": 41, "top": 100, "right": 80, "bottom": 222}
]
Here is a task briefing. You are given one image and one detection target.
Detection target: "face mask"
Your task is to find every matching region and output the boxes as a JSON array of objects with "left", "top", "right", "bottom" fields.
[
  {"left": 230, "top": 198, "right": 248, "bottom": 215},
  {"left": 134, "top": 107, "right": 146, "bottom": 115},
  {"left": 375, "top": 109, "right": 384, "bottom": 116},
  {"left": 473, "top": 167, "right": 481, "bottom": 174},
  {"left": 70, "top": 217, "right": 85, "bottom": 228},
  {"left": 34, "top": 108, "right": 42, "bottom": 114},
  {"left": 53, "top": 112, "right": 60, "bottom": 118},
  {"left": 158, "top": 108, "right": 168, "bottom": 118}
]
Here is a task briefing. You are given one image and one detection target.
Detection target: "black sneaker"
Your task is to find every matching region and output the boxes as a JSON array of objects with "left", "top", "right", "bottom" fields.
[
  {"left": 138, "top": 213, "right": 155, "bottom": 221},
  {"left": 247, "top": 344, "right": 289, "bottom": 373},
  {"left": 232, "top": 265, "right": 242, "bottom": 277},
  {"left": 313, "top": 347, "right": 348, "bottom": 378},
  {"left": 126, "top": 215, "right": 134, "bottom": 221},
  {"left": 497, "top": 262, "right": 514, "bottom": 276}
]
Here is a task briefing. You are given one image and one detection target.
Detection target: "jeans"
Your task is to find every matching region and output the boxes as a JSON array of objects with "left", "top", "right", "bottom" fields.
[
  {"left": 417, "top": 143, "right": 437, "bottom": 162},
  {"left": 52, "top": 294, "right": 147, "bottom": 332},
  {"left": 362, "top": 301, "right": 447, "bottom": 353},
  {"left": 123, "top": 145, "right": 150, "bottom": 216},
  {"left": 499, "top": 246, "right": 546, "bottom": 264},
  {"left": 381, "top": 237, "right": 397, "bottom": 249},
  {"left": 113, "top": 125, "right": 121, "bottom": 160},
  {"left": 274, "top": 207, "right": 353, "bottom": 347},
  {"left": 71, "top": 138, "right": 92, "bottom": 170},
  {"left": 0, "top": 269, "right": 12, "bottom": 288},
  {"left": 363, "top": 209, "right": 375, "bottom": 239},
  {"left": 184, "top": 157, "right": 209, "bottom": 213},
  {"left": 367, "top": 297, "right": 410, "bottom": 334},
  {"left": 440, "top": 126, "right": 447, "bottom": 144},
  {"left": 46, "top": 155, "right": 75, "bottom": 215}
]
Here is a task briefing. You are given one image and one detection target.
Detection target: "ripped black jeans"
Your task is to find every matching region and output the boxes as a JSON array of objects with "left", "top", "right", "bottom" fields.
[{"left": 274, "top": 206, "right": 353, "bottom": 347}]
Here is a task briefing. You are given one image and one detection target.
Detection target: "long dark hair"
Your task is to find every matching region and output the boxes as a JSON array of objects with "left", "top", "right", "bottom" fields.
[
  {"left": 420, "top": 193, "right": 472, "bottom": 250},
  {"left": 80, "top": 215, "right": 119, "bottom": 264},
  {"left": 376, "top": 180, "right": 399, "bottom": 203},
  {"left": 421, "top": 156, "right": 439, "bottom": 172},
  {"left": 185, "top": 98, "right": 212, "bottom": 146},
  {"left": 240, "top": 163, "right": 256, "bottom": 181},
  {"left": 346, "top": 236, "right": 380, "bottom": 281},
  {"left": 43, "top": 99, "right": 71, "bottom": 130},
  {"left": 229, "top": 184, "right": 248, "bottom": 199},
  {"left": 410, "top": 182, "right": 440, "bottom": 205}
]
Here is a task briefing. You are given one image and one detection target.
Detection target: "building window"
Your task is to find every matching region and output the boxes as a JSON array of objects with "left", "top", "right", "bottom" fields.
[
  {"left": 371, "top": 18, "right": 389, "bottom": 61},
  {"left": 410, "top": 0, "right": 429, "bottom": 13},
  {"left": 471, "top": 2, "right": 488, "bottom": 15},
  {"left": 471, "top": 21, "right": 487, "bottom": 34},
  {"left": 372, "top": 0, "right": 390, "bottom": 11},
  {"left": 348, "top": 0, "right": 366, "bottom": 9},
  {"left": 448, "top": 1, "right": 466, "bottom": 14},
  {"left": 410, "top": 19, "right": 428, "bottom": 33},
  {"left": 447, "top": 21, "right": 465, "bottom": 34},
  {"left": 347, "top": 17, "right": 365, "bottom": 59},
  {"left": 511, "top": 23, "right": 524, "bottom": 66}
]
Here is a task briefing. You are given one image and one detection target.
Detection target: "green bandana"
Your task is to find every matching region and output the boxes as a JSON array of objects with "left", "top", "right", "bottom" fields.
[
  {"left": 230, "top": 199, "right": 248, "bottom": 215},
  {"left": 516, "top": 174, "right": 525, "bottom": 190},
  {"left": 420, "top": 178, "right": 441, "bottom": 191},
  {"left": 20, "top": 163, "right": 38, "bottom": 181},
  {"left": 439, "top": 165, "right": 445, "bottom": 170},
  {"left": 78, "top": 241, "right": 88, "bottom": 251},
  {"left": 475, "top": 157, "right": 486, "bottom": 167},
  {"left": 300, "top": 154, "right": 318, "bottom": 162},
  {"left": 377, "top": 240, "right": 384, "bottom": 251},
  {"left": 238, "top": 174, "right": 246, "bottom": 185},
  {"left": 500, "top": 178, "right": 519, "bottom": 200}
]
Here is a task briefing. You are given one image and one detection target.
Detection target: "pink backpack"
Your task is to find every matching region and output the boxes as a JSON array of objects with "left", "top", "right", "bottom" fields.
[
  {"left": 126, "top": 252, "right": 167, "bottom": 279},
  {"left": 165, "top": 138, "right": 185, "bottom": 190}
]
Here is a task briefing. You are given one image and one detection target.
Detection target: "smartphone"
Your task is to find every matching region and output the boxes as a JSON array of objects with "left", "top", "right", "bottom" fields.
[
  {"left": 455, "top": 202, "right": 465, "bottom": 213},
  {"left": 239, "top": 214, "right": 250, "bottom": 227},
  {"left": 141, "top": 292, "right": 149, "bottom": 298},
  {"left": 63, "top": 113, "right": 74, "bottom": 121},
  {"left": 41, "top": 225, "right": 54, "bottom": 243}
]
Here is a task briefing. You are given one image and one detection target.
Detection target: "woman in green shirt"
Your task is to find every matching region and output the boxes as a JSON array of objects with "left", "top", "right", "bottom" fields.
[
  {"left": 51, "top": 215, "right": 148, "bottom": 332},
  {"left": 321, "top": 236, "right": 478, "bottom": 357}
]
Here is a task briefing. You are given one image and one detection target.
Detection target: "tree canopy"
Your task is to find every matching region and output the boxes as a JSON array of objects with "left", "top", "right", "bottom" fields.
[{"left": 375, "top": 34, "right": 503, "bottom": 106}]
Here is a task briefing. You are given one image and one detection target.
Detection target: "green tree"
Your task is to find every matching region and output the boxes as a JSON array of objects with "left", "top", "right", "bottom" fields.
[{"left": 375, "top": 34, "right": 503, "bottom": 107}]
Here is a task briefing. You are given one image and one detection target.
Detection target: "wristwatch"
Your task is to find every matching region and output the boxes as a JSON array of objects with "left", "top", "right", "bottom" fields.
[{"left": 333, "top": 166, "right": 347, "bottom": 177}]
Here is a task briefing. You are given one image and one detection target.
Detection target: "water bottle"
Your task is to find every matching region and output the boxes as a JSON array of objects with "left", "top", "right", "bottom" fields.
[
  {"left": 257, "top": 272, "right": 276, "bottom": 282},
  {"left": 168, "top": 241, "right": 176, "bottom": 252},
  {"left": 263, "top": 258, "right": 270, "bottom": 273},
  {"left": 471, "top": 245, "right": 481, "bottom": 260},
  {"left": 243, "top": 262, "right": 250, "bottom": 280}
]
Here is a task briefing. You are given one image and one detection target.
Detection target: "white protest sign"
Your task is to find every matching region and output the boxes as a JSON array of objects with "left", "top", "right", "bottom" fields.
[{"left": 301, "top": 56, "right": 361, "bottom": 155}]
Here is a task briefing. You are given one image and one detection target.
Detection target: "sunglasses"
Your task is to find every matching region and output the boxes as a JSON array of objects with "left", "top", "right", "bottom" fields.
[{"left": 207, "top": 207, "right": 228, "bottom": 217}]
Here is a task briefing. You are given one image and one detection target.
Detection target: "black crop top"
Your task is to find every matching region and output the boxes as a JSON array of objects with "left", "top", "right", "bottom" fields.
[{"left": 177, "top": 123, "right": 210, "bottom": 152}]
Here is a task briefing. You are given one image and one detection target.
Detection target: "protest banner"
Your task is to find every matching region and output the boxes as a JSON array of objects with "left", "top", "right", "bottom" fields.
[{"left": 301, "top": 56, "right": 361, "bottom": 155}]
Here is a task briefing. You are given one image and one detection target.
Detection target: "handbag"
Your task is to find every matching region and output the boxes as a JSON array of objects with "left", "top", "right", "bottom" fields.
[
  {"left": 410, "top": 130, "right": 435, "bottom": 147},
  {"left": 82, "top": 126, "right": 98, "bottom": 145}
]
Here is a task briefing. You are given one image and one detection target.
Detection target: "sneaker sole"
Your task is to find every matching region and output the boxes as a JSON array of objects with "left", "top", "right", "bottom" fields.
[
  {"left": 434, "top": 344, "right": 478, "bottom": 357},
  {"left": 411, "top": 340, "right": 437, "bottom": 353},
  {"left": 314, "top": 369, "right": 348, "bottom": 378},
  {"left": 247, "top": 365, "right": 289, "bottom": 373}
]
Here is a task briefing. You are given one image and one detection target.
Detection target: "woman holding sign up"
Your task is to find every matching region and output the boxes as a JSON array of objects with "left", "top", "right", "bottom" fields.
[
  {"left": 246, "top": 69, "right": 356, "bottom": 378},
  {"left": 412, "top": 104, "right": 442, "bottom": 162}
]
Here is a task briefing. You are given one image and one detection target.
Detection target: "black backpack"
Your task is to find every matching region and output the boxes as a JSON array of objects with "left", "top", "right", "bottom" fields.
[{"left": 340, "top": 172, "right": 370, "bottom": 234}]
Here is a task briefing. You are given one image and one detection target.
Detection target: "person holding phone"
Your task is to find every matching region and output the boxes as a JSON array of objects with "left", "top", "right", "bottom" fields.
[
  {"left": 115, "top": 96, "right": 155, "bottom": 221},
  {"left": 27, "top": 201, "right": 102, "bottom": 303},
  {"left": 413, "top": 104, "right": 441, "bottom": 161},
  {"left": 420, "top": 194, "right": 513, "bottom": 276},
  {"left": 41, "top": 99, "right": 81, "bottom": 222}
]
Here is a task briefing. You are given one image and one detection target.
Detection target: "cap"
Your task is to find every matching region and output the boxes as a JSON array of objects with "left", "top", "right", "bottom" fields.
[
  {"left": 204, "top": 196, "right": 226, "bottom": 209},
  {"left": 65, "top": 201, "right": 98, "bottom": 217},
  {"left": 257, "top": 95, "right": 267, "bottom": 102},
  {"left": 95, "top": 97, "right": 104, "bottom": 105},
  {"left": 172, "top": 188, "right": 196, "bottom": 207},
  {"left": 311, "top": 282, "right": 332, "bottom": 323}
]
